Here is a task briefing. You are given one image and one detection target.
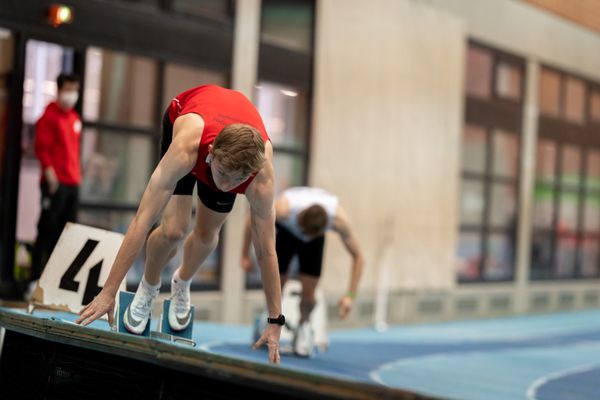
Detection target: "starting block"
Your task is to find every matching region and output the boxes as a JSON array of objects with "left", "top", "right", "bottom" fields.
[
  {"left": 158, "top": 299, "right": 195, "bottom": 341},
  {"left": 253, "top": 279, "right": 329, "bottom": 355},
  {"left": 115, "top": 291, "right": 196, "bottom": 347},
  {"left": 116, "top": 291, "right": 151, "bottom": 337},
  {"left": 150, "top": 331, "right": 196, "bottom": 347}
]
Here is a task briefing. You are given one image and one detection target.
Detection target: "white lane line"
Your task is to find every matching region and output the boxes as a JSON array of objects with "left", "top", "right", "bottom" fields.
[
  {"left": 369, "top": 341, "right": 600, "bottom": 387},
  {"left": 526, "top": 363, "right": 600, "bottom": 400},
  {"left": 199, "top": 339, "right": 252, "bottom": 352}
]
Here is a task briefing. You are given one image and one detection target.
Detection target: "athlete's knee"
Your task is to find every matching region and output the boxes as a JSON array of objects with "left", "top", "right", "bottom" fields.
[
  {"left": 191, "top": 227, "right": 220, "bottom": 246},
  {"left": 300, "top": 279, "right": 318, "bottom": 301},
  {"left": 160, "top": 223, "right": 187, "bottom": 244}
]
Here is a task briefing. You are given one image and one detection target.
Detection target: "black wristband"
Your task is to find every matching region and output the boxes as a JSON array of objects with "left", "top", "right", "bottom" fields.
[{"left": 267, "top": 314, "right": 285, "bottom": 326}]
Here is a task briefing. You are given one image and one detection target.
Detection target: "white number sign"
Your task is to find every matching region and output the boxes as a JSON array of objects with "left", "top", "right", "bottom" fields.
[{"left": 31, "top": 223, "right": 126, "bottom": 315}]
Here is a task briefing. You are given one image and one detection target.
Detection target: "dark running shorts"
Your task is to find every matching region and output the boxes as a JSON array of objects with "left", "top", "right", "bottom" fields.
[{"left": 276, "top": 223, "right": 325, "bottom": 278}]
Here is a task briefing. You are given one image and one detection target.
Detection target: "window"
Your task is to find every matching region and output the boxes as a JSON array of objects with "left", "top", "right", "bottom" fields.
[
  {"left": 83, "top": 48, "right": 157, "bottom": 128},
  {"left": 564, "top": 77, "right": 585, "bottom": 124},
  {"left": 458, "top": 126, "right": 519, "bottom": 282},
  {"left": 461, "top": 125, "right": 487, "bottom": 174},
  {"left": 106, "top": 0, "right": 160, "bottom": 6},
  {"left": 0, "top": 30, "right": 11, "bottom": 177},
  {"left": 539, "top": 68, "right": 561, "bottom": 117},
  {"left": 82, "top": 47, "right": 158, "bottom": 204},
  {"left": 590, "top": 89, "right": 600, "bottom": 123},
  {"left": 465, "top": 46, "right": 492, "bottom": 100},
  {"left": 457, "top": 42, "right": 524, "bottom": 283},
  {"left": 496, "top": 61, "right": 522, "bottom": 101},
  {"left": 80, "top": 128, "right": 153, "bottom": 204},
  {"left": 261, "top": 0, "right": 314, "bottom": 54},
  {"left": 539, "top": 67, "right": 589, "bottom": 125},
  {"left": 0, "top": 28, "right": 14, "bottom": 278},
  {"left": 255, "top": 81, "right": 307, "bottom": 192},
  {"left": 531, "top": 66, "right": 600, "bottom": 280},
  {"left": 81, "top": 47, "right": 160, "bottom": 288},
  {"left": 272, "top": 150, "right": 304, "bottom": 192},
  {"left": 22, "top": 40, "right": 74, "bottom": 158},
  {"left": 171, "top": 0, "right": 232, "bottom": 21}
]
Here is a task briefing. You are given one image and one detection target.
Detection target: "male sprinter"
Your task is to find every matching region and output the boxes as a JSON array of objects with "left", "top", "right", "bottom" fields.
[
  {"left": 241, "top": 187, "right": 364, "bottom": 356},
  {"left": 76, "top": 85, "right": 283, "bottom": 364}
]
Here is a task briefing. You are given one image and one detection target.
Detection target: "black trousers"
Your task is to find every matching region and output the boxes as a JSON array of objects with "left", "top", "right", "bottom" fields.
[{"left": 31, "top": 182, "right": 79, "bottom": 281}]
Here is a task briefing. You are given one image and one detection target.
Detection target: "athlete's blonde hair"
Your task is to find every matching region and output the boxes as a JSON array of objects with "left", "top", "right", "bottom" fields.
[{"left": 212, "top": 124, "right": 265, "bottom": 175}]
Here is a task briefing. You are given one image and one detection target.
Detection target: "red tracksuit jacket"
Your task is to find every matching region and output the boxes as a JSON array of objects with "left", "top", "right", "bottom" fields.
[{"left": 34, "top": 102, "right": 81, "bottom": 186}]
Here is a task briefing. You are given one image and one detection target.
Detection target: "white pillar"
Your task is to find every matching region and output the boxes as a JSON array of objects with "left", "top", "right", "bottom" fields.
[
  {"left": 515, "top": 59, "right": 540, "bottom": 314},
  {"left": 220, "top": 0, "right": 262, "bottom": 324}
]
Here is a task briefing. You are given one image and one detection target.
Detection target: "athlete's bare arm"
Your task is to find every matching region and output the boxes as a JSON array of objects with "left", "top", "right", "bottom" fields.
[
  {"left": 332, "top": 205, "right": 365, "bottom": 319},
  {"left": 241, "top": 194, "right": 289, "bottom": 272},
  {"left": 240, "top": 213, "right": 253, "bottom": 272},
  {"left": 76, "top": 114, "right": 204, "bottom": 326},
  {"left": 245, "top": 141, "right": 283, "bottom": 364}
]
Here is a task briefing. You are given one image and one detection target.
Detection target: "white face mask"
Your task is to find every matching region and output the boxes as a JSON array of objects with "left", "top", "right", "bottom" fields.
[{"left": 58, "top": 91, "right": 79, "bottom": 109}]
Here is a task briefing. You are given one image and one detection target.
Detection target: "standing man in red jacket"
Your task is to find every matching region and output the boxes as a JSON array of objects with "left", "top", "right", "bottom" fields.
[{"left": 31, "top": 73, "right": 81, "bottom": 281}]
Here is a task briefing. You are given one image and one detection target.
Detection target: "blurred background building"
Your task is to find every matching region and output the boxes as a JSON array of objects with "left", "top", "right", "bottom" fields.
[{"left": 0, "top": 0, "right": 599, "bottom": 328}]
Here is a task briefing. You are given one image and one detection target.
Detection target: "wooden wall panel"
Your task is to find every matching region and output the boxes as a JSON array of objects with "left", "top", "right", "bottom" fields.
[{"left": 525, "top": 0, "right": 600, "bottom": 34}]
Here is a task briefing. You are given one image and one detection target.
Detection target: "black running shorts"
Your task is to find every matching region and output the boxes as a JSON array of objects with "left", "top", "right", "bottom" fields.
[{"left": 276, "top": 223, "right": 325, "bottom": 277}]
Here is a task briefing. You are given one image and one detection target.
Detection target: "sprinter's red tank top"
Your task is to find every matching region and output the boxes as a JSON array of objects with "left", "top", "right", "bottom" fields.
[{"left": 167, "top": 85, "right": 269, "bottom": 194}]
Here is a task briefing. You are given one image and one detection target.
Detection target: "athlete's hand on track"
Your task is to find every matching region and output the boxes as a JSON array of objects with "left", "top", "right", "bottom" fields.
[
  {"left": 252, "top": 323, "right": 282, "bottom": 364},
  {"left": 75, "top": 289, "right": 116, "bottom": 327},
  {"left": 337, "top": 295, "right": 353, "bottom": 319}
]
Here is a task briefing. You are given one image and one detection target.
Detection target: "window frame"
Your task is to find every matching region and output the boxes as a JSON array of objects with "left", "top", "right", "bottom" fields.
[
  {"left": 532, "top": 64, "right": 600, "bottom": 280},
  {"left": 458, "top": 40, "right": 526, "bottom": 283}
]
